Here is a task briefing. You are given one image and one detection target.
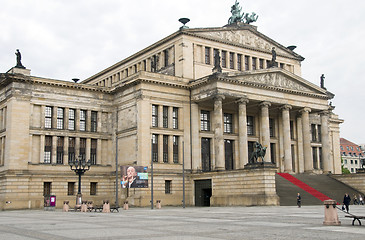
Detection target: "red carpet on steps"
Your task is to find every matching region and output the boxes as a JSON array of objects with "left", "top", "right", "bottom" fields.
[{"left": 277, "top": 173, "right": 332, "bottom": 202}]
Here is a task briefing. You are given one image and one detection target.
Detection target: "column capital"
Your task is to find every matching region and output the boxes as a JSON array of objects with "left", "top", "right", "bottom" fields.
[
  {"left": 260, "top": 101, "right": 271, "bottom": 108},
  {"left": 236, "top": 97, "right": 249, "bottom": 105},
  {"left": 280, "top": 104, "right": 292, "bottom": 111},
  {"left": 299, "top": 107, "right": 311, "bottom": 114},
  {"left": 213, "top": 94, "right": 225, "bottom": 102},
  {"left": 320, "top": 110, "right": 330, "bottom": 116}
]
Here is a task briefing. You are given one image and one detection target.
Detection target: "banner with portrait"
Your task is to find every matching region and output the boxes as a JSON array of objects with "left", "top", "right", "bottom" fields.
[{"left": 120, "top": 166, "right": 148, "bottom": 188}]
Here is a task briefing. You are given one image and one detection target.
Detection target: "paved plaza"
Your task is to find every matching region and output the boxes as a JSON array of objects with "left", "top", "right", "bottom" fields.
[{"left": 0, "top": 205, "right": 364, "bottom": 240}]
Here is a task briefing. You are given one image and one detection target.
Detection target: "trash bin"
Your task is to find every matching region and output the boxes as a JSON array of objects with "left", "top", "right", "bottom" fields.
[{"left": 50, "top": 195, "right": 56, "bottom": 207}]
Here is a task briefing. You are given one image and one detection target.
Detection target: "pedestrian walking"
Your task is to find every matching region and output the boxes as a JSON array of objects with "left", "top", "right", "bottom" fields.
[
  {"left": 297, "top": 193, "right": 301, "bottom": 208},
  {"left": 343, "top": 193, "right": 351, "bottom": 213}
]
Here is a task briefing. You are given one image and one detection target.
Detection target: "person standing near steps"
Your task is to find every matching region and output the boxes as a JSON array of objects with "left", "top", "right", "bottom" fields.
[
  {"left": 343, "top": 193, "right": 351, "bottom": 213},
  {"left": 297, "top": 193, "right": 301, "bottom": 208}
]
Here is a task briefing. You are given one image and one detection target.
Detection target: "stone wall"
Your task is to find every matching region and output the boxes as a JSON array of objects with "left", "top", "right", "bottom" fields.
[{"left": 332, "top": 173, "right": 365, "bottom": 194}]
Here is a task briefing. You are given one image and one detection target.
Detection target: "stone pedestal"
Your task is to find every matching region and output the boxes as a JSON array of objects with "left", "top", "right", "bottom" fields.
[
  {"left": 6, "top": 67, "right": 31, "bottom": 76},
  {"left": 323, "top": 200, "right": 341, "bottom": 225}
]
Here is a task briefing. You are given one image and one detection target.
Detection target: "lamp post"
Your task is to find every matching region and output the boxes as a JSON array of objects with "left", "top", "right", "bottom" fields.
[{"left": 69, "top": 155, "right": 91, "bottom": 205}]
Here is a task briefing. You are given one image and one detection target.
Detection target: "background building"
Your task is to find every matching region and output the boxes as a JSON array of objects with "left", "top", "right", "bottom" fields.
[
  {"left": 340, "top": 138, "right": 364, "bottom": 173},
  {"left": 0, "top": 8, "right": 343, "bottom": 210}
]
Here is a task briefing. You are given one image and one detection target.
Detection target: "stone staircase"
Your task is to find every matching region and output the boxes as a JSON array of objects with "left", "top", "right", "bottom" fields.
[{"left": 276, "top": 173, "right": 364, "bottom": 206}]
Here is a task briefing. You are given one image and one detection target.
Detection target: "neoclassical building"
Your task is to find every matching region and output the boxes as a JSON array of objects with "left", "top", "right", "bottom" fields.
[{"left": 0, "top": 14, "right": 342, "bottom": 209}]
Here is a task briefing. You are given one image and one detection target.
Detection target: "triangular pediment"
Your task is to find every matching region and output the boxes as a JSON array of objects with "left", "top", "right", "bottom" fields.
[{"left": 189, "top": 27, "right": 302, "bottom": 60}]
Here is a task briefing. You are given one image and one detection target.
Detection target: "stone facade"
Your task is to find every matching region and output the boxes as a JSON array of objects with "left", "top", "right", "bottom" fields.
[{"left": 0, "top": 22, "right": 342, "bottom": 210}]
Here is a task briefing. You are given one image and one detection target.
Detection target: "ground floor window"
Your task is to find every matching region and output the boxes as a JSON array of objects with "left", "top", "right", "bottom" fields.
[
  {"left": 43, "top": 182, "right": 51, "bottom": 196},
  {"left": 224, "top": 139, "right": 234, "bottom": 170},
  {"left": 165, "top": 180, "right": 172, "bottom": 194},
  {"left": 68, "top": 182, "right": 75, "bottom": 195},
  {"left": 90, "top": 182, "right": 97, "bottom": 195}
]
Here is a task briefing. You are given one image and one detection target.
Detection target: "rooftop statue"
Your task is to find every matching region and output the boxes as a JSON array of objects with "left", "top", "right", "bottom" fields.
[
  {"left": 228, "top": 0, "right": 244, "bottom": 24},
  {"left": 244, "top": 12, "right": 258, "bottom": 24},
  {"left": 15, "top": 49, "right": 25, "bottom": 69}
]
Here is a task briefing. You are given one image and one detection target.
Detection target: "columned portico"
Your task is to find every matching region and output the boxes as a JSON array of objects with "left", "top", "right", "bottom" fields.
[
  {"left": 213, "top": 95, "right": 225, "bottom": 170},
  {"left": 321, "top": 111, "right": 331, "bottom": 173},
  {"left": 300, "top": 107, "right": 312, "bottom": 172},
  {"left": 260, "top": 101, "right": 271, "bottom": 162},
  {"left": 237, "top": 97, "right": 249, "bottom": 168},
  {"left": 281, "top": 104, "right": 292, "bottom": 172}
]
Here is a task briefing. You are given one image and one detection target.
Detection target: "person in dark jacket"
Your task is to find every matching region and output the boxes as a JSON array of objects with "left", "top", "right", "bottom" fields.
[
  {"left": 297, "top": 193, "right": 301, "bottom": 208},
  {"left": 343, "top": 193, "right": 351, "bottom": 213}
]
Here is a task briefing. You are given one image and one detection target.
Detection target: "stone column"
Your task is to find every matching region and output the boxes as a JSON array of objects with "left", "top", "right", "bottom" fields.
[
  {"left": 40, "top": 135, "right": 45, "bottom": 164},
  {"left": 237, "top": 98, "right": 249, "bottom": 168},
  {"left": 64, "top": 107, "right": 69, "bottom": 131},
  {"left": 52, "top": 136, "right": 57, "bottom": 164},
  {"left": 191, "top": 103, "right": 200, "bottom": 170},
  {"left": 158, "top": 134, "right": 163, "bottom": 163},
  {"left": 168, "top": 135, "right": 173, "bottom": 164},
  {"left": 260, "top": 101, "right": 271, "bottom": 162},
  {"left": 300, "top": 108, "right": 312, "bottom": 172},
  {"left": 321, "top": 111, "right": 331, "bottom": 173},
  {"left": 86, "top": 110, "right": 91, "bottom": 132},
  {"left": 296, "top": 117, "right": 305, "bottom": 173},
  {"left": 158, "top": 105, "right": 163, "bottom": 128},
  {"left": 213, "top": 95, "right": 225, "bottom": 170},
  {"left": 86, "top": 138, "right": 91, "bottom": 162},
  {"left": 52, "top": 107, "right": 57, "bottom": 129},
  {"left": 281, "top": 105, "right": 292, "bottom": 172},
  {"left": 64, "top": 136, "right": 69, "bottom": 165}
]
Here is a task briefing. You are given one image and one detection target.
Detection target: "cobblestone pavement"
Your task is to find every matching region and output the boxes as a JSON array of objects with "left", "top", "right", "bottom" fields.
[{"left": 0, "top": 205, "right": 364, "bottom": 240}]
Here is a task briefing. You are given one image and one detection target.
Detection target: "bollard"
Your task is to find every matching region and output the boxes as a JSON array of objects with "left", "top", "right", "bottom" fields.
[
  {"left": 62, "top": 201, "right": 69, "bottom": 212},
  {"left": 323, "top": 199, "right": 341, "bottom": 225},
  {"left": 123, "top": 201, "right": 129, "bottom": 210},
  {"left": 156, "top": 200, "right": 161, "bottom": 209},
  {"left": 102, "top": 200, "right": 110, "bottom": 213}
]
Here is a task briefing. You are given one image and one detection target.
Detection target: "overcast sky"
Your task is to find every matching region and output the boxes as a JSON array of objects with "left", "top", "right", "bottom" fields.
[{"left": 1, "top": 0, "right": 364, "bottom": 144}]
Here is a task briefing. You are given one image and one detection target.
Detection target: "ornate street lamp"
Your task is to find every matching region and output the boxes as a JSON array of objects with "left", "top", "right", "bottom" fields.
[{"left": 69, "top": 155, "right": 91, "bottom": 205}]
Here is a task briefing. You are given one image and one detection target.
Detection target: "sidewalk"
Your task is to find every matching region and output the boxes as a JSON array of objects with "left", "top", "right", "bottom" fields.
[{"left": 0, "top": 205, "right": 364, "bottom": 240}]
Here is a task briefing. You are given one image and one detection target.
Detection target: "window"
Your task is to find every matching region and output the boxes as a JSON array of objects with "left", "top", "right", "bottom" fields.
[
  {"left": 259, "top": 59, "right": 264, "bottom": 69},
  {"left": 247, "top": 116, "right": 255, "bottom": 135},
  {"left": 351, "top": 168, "right": 354, "bottom": 173},
  {"left": 43, "top": 182, "right": 51, "bottom": 197},
  {"left": 311, "top": 124, "right": 317, "bottom": 142},
  {"left": 57, "top": 108, "right": 64, "bottom": 129},
  {"left": 290, "top": 120, "right": 294, "bottom": 140},
  {"left": 224, "top": 139, "right": 234, "bottom": 170},
  {"left": 344, "top": 159, "right": 347, "bottom": 164},
  {"left": 244, "top": 56, "right": 249, "bottom": 70},
  {"left": 173, "top": 136, "right": 179, "bottom": 163},
  {"left": 351, "top": 160, "right": 353, "bottom": 164},
  {"left": 172, "top": 107, "right": 178, "bottom": 129},
  {"left": 44, "top": 136, "right": 52, "bottom": 164},
  {"left": 355, "top": 160, "right": 358, "bottom": 164},
  {"left": 271, "top": 143, "right": 276, "bottom": 164},
  {"left": 45, "top": 106, "right": 52, "bottom": 128},
  {"left": 152, "top": 134, "right": 158, "bottom": 162},
  {"left": 221, "top": 50, "right": 227, "bottom": 68},
  {"left": 68, "top": 109, "right": 75, "bottom": 130},
  {"left": 68, "top": 182, "right": 75, "bottom": 195},
  {"left": 165, "top": 180, "right": 172, "bottom": 194},
  {"left": 280, "top": 63, "right": 284, "bottom": 68},
  {"left": 346, "top": 146, "right": 349, "bottom": 150},
  {"left": 340, "top": 146, "right": 344, "bottom": 150},
  {"left": 163, "top": 135, "right": 168, "bottom": 163},
  {"left": 163, "top": 106, "right": 168, "bottom": 128},
  {"left": 224, "top": 113, "right": 233, "bottom": 133},
  {"left": 80, "top": 138, "right": 86, "bottom": 161},
  {"left": 90, "top": 182, "right": 97, "bottom": 195},
  {"left": 237, "top": 54, "right": 242, "bottom": 71},
  {"left": 205, "top": 47, "right": 211, "bottom": 64},
  {"left": 201, "top": 110, "right": 210, "bottom": 131},
  {"left": 152, "top": 105, "right": 158, "bottom": 127},
  {"left": 91, "top": 139, "right": 97, "bottom": 165},
  {"left": 351, "top": 146, "right": 354, "bottom": 151},
  {"left": 252, "top": 57, "right": 257, "bottom": 70},
  {"left": 312, "top": 147, "right": 318, "bottom": 169},
  {"left": 164, "top": 49, "right": 169, "bottom": 67},
  {"left": 80, "top": 110, "right": 86, "bottom": 131},
  {"left": 56, "top": 136, "right": 64, "bottom": 164},
  {"left": 229, "top": 52, "right": 234, "bottom": 69},
  {"left": 201, "top": 138, "right": 211, "bottom": 172},
  {"left": 68, "top": 137, "right": 75, "bottom": 164},
  {"left": 269, "top": 118, "right": 275, "bottom": 137},
  {"left": 91, "top": 111, "right": 97, "bottom": 132}
]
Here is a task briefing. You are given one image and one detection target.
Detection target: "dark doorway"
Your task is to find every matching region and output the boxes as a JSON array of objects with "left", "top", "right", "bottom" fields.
[
  {"left": 224, "top": 139, "right": 234, "bottom": 170},
  {"left": 195, "top": 179, "right": 212, "bottom": 206},
  {"left": 201, "top": 138, "right": 211, "bottom": 172}
]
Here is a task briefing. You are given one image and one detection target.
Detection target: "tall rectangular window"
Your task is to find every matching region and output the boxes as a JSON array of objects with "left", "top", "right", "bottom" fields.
[
  {"left": 152, "top": 134, "right": 158, "bottom": 162},
  {"left": 43, "top": 182, "right": 51, "bottom": 197},
  {"left": 80, "top": 110, "right": 86, "bottom": 131},
  {"left": 269, "top": 118, "right": 275, "bottom": 137},
  {"left": 57, "top": 108, "right": 64, "bottom": 129},
  {"left": 173, "top": 136, "right": 179, "bottom": 163},
  {"left": 229, "top": 52, "right": 234, "bottom": 69},
  {"left": 172, "top": 107, "right": 178, "bottom": 129},
  {"left": 237, "top": 54, "right": 242, "bottom": 71},
  {"left": 311, "top": 124, "right": 317, "bottom": 142},
  {"left": 80, "top": 138, "right": 86, "bottom": 161},
  {"left": 201, "top": 110, "right": 210, "bottom": 131},
  {"left": 45, "top": 106, "right": 52, "bottom": 128},
  {"left": 259, "top": 59, "right": 264, "bottom": 69},
  {"left": 271, "top": 143, "right": 276, "bottom": 164},
  {"left": 205, "top": 47, "right": 211, "bottom": 64},
  {"left": 163, "top": 135, "right": 168, "bottom": 163},
  {"left": 165, "top": 180, "right": 172, "bottom": 194},
  {"left": 68, "top": 137, "right": 75, "bottom": 164},
  {"left": 68, "top": 182, "right": 75, "bottom": 196},
  {"left": 91, "top": 111, "right": 97, "bottom": 132},
  {"left": 44, "top": 136, "right": 52, "bottom": 164},
  {"left": 221, "top": 50, "right": 227, "bottom": 68},
  {"left": 245, "top": 56, "right": 249, "bottom": 70},
  {"left": 56, "top": 136, "right": 64, "bottom": 164},
  {"left": 247, "top": 116, "right": 255, "bottom": 135},
  {"left": 224, "top": 113, "right": 233, "bottom": 133},
  {"left": 164, "top": 49, "right": 169, "bottom": 67},
  {"left": 213, "top": 49, "right": 219, "bottom": 65},
  {"left": 91, "top": 139, "right": 97, "bottom": 165},
  {"left": 163, "top": 106, "right": 168, "bottom": 128},
  {"left": 252, "top": 57, "right": 257, "bottom": 70},
  {"left": 152, "top": 105, "right": 158, "bottom": 127},
  {"left": 68, "top": 108, "right": 75, "bottom": 130},
  {"left": 290, "top": 120, "right": 294, "bottom": 140},
  {"left": 312, "top": 147, "right": 318, "bottom": 169},
  {"left": 90, "top": 182, "right": 97, "bottom": 195},
  {"left": 201, "top": 138, "right": 211, "bottom": 172}
]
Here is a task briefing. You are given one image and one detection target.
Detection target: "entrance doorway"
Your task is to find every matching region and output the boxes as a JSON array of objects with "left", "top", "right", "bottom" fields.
[{"left": 195, "top": 179, "right": 212, "bottom": 206}]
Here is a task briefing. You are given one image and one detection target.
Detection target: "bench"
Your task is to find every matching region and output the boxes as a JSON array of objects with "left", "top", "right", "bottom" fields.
[
  {"left": 110, "top": 205, "right": 119, "bottom": 213},
  {"left": 345, "top": 215, "right": 365, "bottom": 226}
]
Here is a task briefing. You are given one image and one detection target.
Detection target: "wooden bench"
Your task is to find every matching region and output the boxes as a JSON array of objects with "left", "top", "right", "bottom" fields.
[{"left": 345, "top": 215, "right": 365, "bottom": 225}]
